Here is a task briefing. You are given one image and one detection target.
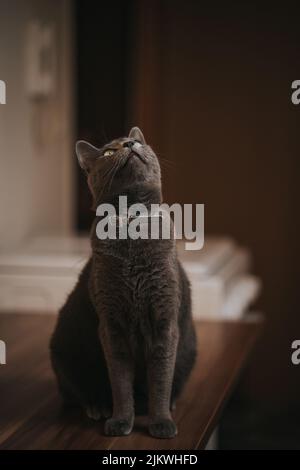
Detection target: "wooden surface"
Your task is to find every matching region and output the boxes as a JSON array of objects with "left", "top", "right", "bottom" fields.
[{"left": 0, "top": 313, "right": 261, "bottom": 450}]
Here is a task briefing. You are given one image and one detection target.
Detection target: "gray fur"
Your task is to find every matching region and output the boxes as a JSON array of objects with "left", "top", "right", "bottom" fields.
[{"left": 50, "top": 128, "right": 197, "bottom": 438}]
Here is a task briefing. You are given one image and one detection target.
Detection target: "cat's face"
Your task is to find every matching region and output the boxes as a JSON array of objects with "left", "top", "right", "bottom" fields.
[{"left": 76, "top": 127, "right": 161, "bottom": 202}]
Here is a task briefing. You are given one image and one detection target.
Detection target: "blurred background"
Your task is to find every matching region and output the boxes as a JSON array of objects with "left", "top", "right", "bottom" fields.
[{"left": 0, "top": 0, "right": 300, "bottom": 449}]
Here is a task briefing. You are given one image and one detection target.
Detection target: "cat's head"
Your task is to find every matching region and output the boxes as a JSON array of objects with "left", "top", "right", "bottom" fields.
[{"left": 76, "top": 127, "right": 161, "bottom": 205}]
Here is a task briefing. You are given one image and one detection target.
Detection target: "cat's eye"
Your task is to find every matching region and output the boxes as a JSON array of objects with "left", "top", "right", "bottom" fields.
[{"left": 103, "top": 149, "right": 115, "bottom": 157}]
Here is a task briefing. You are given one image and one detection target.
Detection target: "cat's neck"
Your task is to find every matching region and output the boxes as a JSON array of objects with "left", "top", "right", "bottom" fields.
[{"left": 95, "top": 183, "right": 162, "bottom": 213}]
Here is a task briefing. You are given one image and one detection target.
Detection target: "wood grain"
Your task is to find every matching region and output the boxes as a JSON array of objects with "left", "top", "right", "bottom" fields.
[{"left": 0, "top": 313, "right": 261, "bottom": 449}]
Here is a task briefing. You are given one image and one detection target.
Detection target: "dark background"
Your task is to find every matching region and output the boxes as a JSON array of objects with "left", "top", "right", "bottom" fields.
[{"left": 75, "top": 0, "right": 300, "bottom": 448}]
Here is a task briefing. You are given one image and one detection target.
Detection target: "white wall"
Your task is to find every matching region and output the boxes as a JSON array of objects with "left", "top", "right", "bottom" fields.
[{"left": 0, "top": 0, "right": 74, "bottom": 249}]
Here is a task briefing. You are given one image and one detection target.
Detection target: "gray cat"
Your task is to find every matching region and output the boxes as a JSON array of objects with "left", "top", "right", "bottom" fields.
[{"left": 50, "top": 127, "right": 196, "bottom": 439}]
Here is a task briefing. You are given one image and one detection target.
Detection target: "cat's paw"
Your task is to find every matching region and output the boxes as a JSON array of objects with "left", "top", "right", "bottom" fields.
[
  {"left": 104, "top": 417, "right": 133, "bottom": 436},
  {"left": 149, "top": 418, "right": 177, "bottom": 439},
  {"left": 86, "top": 405, "right": 102, "bottom": 421}
]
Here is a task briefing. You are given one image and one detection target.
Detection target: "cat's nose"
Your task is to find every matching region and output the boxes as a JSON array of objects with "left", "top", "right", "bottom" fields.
[{"left": 123, "top": 140, "right": 134, "bottom": 149}]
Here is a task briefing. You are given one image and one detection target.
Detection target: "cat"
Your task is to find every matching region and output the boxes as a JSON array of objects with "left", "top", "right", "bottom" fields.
[{"left": 50, "top": 127, "right": 197, "bottom": 439}]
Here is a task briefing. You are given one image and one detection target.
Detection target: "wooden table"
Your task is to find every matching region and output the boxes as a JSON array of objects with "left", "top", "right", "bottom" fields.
[{"left": 0, "top": 313, "right": 261, "bottom": 450}]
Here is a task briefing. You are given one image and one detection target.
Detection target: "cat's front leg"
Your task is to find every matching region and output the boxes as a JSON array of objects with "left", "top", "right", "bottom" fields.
[
  {"left": 147, "top": 319, "right": 179, "bottom": 439},
  {"left": 99, "top": 324, "right": 135, "bottom": 436}
]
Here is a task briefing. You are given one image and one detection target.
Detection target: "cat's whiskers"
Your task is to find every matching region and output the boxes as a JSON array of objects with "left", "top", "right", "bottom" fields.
[
  {"left": 98, "top": 162, "right": 117, "bottom": 200},
  {"left": 106, "top": 157, "right": 123, "bottom": 194},
  {"left": 100, "top": 157, "right": 123, "bottom": 199},
  {"left": 156, "top": 152, "right": 176, "bottom": 169}
]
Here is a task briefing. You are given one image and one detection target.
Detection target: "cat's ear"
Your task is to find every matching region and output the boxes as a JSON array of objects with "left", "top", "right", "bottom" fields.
[
  {"left": 76, "top": 140, "right": 100, "bottom": 171},
  {"left": 128, "top": 126, "right": 146, "bottom": 145}
]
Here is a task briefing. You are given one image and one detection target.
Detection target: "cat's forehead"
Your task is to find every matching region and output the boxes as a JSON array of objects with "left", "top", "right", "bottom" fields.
[{"left": 103, "top": 137, "right": 128, "bottom": 149}]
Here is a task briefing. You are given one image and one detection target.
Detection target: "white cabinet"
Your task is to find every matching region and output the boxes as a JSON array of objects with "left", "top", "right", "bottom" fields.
[{"left": 0, "top": 236, "right": 260, "bottom": 318}]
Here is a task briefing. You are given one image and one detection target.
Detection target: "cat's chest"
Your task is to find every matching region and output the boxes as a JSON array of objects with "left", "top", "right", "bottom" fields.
[
  {"left": 92, "top": 254, "right": 174, "bottom": 321},
  {"left": 122, "top": 263, "right": 153, "bottom": 300}
]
